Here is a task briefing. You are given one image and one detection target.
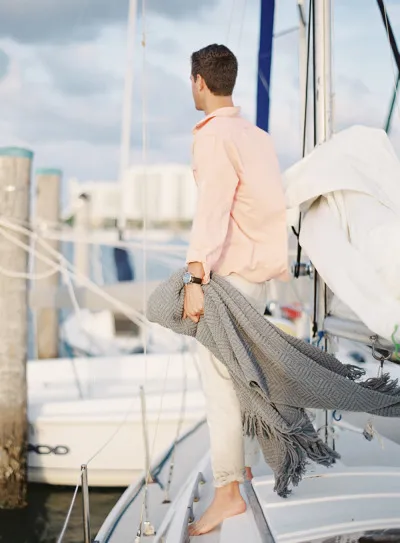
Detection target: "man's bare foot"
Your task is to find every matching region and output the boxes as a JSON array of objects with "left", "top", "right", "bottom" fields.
[
  {"left": 188, "top": 481, "right": 246, "bottom": 536},
  {"left": 245, "top": 467, "right": 253, "bottom": 481}
]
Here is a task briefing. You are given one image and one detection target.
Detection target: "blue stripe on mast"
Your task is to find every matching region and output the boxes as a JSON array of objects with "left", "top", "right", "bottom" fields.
[{"left": 256, "top": 0, "right": 275, "bottom": 132}]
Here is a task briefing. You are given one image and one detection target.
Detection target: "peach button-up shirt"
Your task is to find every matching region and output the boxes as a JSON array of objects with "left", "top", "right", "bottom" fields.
[{"left": 186, "top": 106, "right": 289, "bottom": 284}]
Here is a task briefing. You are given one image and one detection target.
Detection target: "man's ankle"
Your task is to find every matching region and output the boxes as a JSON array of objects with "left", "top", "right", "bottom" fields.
[{"left": 215, "top": 481, "right": 241, "bottom": 497}]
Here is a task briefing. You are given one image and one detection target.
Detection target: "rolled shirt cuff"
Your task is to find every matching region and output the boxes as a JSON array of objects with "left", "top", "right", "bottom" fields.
[{"left": 185, "top": 251, "right": 211, "bottom": 284}]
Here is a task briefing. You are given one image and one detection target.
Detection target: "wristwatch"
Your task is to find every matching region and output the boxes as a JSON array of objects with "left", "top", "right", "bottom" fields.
[{"left": 183, "top": 271, "right": 202, "bottom": 285}]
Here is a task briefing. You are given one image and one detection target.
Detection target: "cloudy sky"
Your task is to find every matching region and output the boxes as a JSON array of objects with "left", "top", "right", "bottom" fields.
[{"left": 0, "top": 0, "right": 400, "bottom": 186}]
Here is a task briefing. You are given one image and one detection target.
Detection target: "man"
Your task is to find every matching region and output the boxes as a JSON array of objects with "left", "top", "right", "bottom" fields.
[{"left": 184, "top": 44, "right": 288, "bottom": 535}]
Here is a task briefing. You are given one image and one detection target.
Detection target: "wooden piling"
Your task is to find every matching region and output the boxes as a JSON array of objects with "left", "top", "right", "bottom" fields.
[
  {"left": 0, "top": 147, "right": 33, "bottom": 508},
  {"left": 34, "top": 168, "right": 61, "bottom": 359}
]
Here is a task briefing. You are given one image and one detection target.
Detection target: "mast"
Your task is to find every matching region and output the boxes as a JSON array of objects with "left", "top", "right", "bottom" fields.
[
  {"left": 314, "top": 0, "right": 333, "bottom": 145},
  {"left": 312, "top": 0, "right": 333, "bottom": 336},
  {"left": 298, "top": 0, "right": 308, "bottom": 152},
  {"left": 313, "top": 0, "right": 334, "bottom": 442},
  {"left": 256, "top": 0, "right": 275, "bottom": 131},
  {"left": 117, "top": 0, "right": 138, "bottom": 234}
]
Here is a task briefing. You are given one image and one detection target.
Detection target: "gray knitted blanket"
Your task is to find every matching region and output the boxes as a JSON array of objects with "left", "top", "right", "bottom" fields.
[{"left": 147, "top": 269, "right": 400, "bottom": 497}]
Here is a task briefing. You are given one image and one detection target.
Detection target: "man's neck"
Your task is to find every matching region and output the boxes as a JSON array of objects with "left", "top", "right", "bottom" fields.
[{"left": 204, "top": 96, "right": 234, "bottom": 116}]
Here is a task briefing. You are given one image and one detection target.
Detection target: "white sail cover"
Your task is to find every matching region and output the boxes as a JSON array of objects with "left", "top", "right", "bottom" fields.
[{"left": 284, "top": 125, "right": 400, "bottom": 342}]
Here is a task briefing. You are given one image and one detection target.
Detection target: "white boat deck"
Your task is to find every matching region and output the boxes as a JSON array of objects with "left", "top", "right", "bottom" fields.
[
  {"left": 95, "top": 422, "right": 400, "bottom": 543},
  {"left": 95, "top": 421, "right": 210, "bottom": 542}
]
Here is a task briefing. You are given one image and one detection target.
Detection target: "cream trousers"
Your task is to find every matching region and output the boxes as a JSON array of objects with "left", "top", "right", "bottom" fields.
[{"left": 197, "top": 273, "right": 269, "bottom": 487}]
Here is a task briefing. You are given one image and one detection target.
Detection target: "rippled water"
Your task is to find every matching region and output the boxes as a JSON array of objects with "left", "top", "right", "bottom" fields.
[{"left": 0, "top": 485, "right": 123, "bottom": 543}]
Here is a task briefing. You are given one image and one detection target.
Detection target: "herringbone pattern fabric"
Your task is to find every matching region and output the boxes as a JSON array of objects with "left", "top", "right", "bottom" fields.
[{"left": 148, "top": 269, "right": 400, "bottom": 497}]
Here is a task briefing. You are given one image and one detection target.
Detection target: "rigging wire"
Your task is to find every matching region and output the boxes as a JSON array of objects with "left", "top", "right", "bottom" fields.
[
  {"left": 331, "top": 0, "right": 336, "bottom": 130},
  {"left": 226, "top": 0, "right": 238, "bottom": 45},
  {"left": 310, "top": 0, "right": 320, "bottom": 339},
  {"left": 141, "top": 0, "right": 149, "bottom": 378},
  {"left": 379, "top": 1, "right": 400, "bottom": 123},
  {"left": 56, "top": 471, "right": 83, "bottom": 543},
  {"left": 238, "top": 0, "right": 249, "bottom": 51},
  {"left": 162, "top": 351, "right": 188, "bottom": 503},
  {"left": 292, "top": 0, "right": 313, "bottom": 280},
  {"left": 135, "top": 0, "right": 157, "bottom": 537}
]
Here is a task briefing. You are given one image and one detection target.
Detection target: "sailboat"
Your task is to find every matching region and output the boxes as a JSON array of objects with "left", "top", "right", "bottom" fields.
[{"left": 89, "top": 1, "right": 400, "bottom": 542}]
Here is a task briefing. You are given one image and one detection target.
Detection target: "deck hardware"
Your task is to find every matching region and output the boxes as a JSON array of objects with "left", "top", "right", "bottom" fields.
[
  {"left": 291, "top": 261, "right": 314, "bottom": 279},
  {"left": 371, "top": 335, "right": 392, "bottom": 363},
  {"left": 81, "top": 464, "right": 91, "bottom": 543},
  {"left": 178, "top": 472, "right": 205, "bottom": 542}
]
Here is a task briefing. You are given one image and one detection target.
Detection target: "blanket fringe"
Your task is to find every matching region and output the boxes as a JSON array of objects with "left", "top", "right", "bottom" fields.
[
  {"left": 243, "top": 412, "right": 340, "bottom": 498},
  {"left": 343, "top": 364, "right": 400, "bottom": 396},
  {"left": 242, "top": 371, "right": 399, "bottom": 497},
  {"left": 359, "top": 372, "right": 400, "bottom": 395},
  {"left": 344, "top": 364, "right": 366, "bottom": 380}
]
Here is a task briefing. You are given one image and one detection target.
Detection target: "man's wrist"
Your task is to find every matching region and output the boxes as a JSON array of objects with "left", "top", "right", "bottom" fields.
[
  {"left": 187, "top": 261, "right": 205, "bottom": 280},
  {"left": 183, "top": 271, "right": 202, "bottom": 285}
]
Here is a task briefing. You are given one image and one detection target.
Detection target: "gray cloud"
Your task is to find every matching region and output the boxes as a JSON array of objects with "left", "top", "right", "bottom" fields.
[
  {"left": 334, "top": 75, "right": 383, "bottom": 131},
  {"left": 0, "top": 49, "right": 9, "bottom": 79},
  {"left": 3, "top": 57, "right": 197, "bottom": 155},
  {"left": 0, "top": 0, "right": 217, "bottom": 44},
  {"left": 153, "top": 37, "right": 181, "bottom": 56},
  {"left": 336, "top": 75, "right": 371, "bottom": 98},
  {"left": 39, "top": 49, "right": 121, "bottom": 96},
  {"left": 0, "top": 54, "right": 197, "bottom": 182}
]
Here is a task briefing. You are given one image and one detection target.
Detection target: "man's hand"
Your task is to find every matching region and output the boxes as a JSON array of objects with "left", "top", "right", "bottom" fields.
[{"left": 183, "top": 284, "right": 204, "bottom": 323}]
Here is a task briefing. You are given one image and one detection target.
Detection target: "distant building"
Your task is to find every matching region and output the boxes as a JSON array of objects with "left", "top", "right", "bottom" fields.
[{"left": 66, "top": 164, "right": 196, "bottom": 228}]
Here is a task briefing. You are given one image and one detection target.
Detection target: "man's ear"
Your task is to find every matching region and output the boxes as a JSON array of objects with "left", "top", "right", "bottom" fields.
[{"left": 196, "top": 75, "right": 206, "bottom": 91}]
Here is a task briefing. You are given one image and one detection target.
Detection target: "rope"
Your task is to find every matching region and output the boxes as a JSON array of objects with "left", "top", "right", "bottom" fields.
[
  {"left": 162, "top": 351, "right": 188, "bottom": 503},
  {"left": 5, "top": 220, "right": 98, "bottom": 390},
  {"left": 0, "top": 218, "right": 147, "bottom": 327},
  {"left": 55, "top": 471, "right": 83, "bottom": 543},
  {"left": 61, "top": 267, "right": 88, "bottom": 398},
  {"left": 0, "top": 218, "right": 152, "bottom": 387}
]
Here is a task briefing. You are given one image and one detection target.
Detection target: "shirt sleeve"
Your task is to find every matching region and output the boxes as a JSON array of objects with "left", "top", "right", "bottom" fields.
[{"left": 186, "top": 133, "right": 240, "bottom": 284}]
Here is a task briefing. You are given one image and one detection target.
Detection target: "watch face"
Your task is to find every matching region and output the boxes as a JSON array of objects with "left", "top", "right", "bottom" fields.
[{"left": 183, "top": 271, "right": 191, "bottom": 284}]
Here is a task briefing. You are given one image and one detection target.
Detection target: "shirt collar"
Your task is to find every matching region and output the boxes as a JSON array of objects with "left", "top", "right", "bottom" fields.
[{"left": 193, "top": 106, "right": 241, "bottom": 133}]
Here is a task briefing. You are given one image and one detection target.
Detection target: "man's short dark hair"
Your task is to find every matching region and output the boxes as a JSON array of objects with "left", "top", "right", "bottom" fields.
[{"left": 191, "top": 44, "right": 238, "bottom": 96}]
